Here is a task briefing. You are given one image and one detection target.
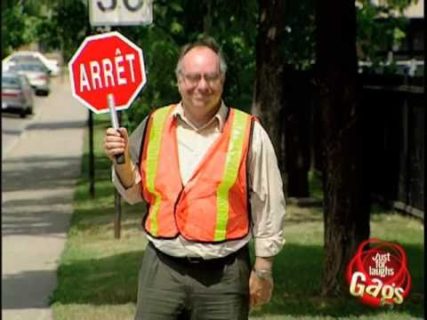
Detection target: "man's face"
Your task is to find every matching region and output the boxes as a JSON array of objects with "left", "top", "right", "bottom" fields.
[{"left": 177, "top": 46, "right": 225, "bottom": 115}]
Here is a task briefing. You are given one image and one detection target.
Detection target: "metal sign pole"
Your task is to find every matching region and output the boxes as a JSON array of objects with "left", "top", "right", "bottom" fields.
[
  {"left": 108, "top": 94, "right": 125, "bottom": 164},
  {"left": 82, "top": 0, "right": 153, "bottom": 238},
  {"left": 107, "top": 94, "right": 123, "bottom": 239},
  {"left": 88, "top": 110, "right": 95, "bottom": 198},
  {"left": 114, "top": 188, "right": 122, "bottom": 239}
]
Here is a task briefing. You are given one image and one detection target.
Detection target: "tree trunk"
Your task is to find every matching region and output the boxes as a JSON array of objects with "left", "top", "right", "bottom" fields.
[
  {"left": 251, "top": 0, "right": 287, "bottom": 194},
  {"left": 284, "top": 66, "right": 311, "bottom": 197},
  {"left": 314, "top": 0, "right": 370, "bottom": 295}
]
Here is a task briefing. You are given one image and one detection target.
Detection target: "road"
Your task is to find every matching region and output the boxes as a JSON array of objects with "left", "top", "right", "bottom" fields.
[
  {"left": 2, "top": 76, "right": 87, "bottom": 320},
  {"left": 2, "top": 99, "right": 39, "bottom": 156},
  {"left": 2, "top": 79, "right": 65, "bottom": 156}
]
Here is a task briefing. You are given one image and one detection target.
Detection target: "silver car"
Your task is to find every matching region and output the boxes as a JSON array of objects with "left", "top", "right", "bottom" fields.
[
  {"left": 2, "top": 72, "right": 34, "bottom": 118},
  {"left": 3, "top": 51, "right": 61, "bottom": 77},
  {"left": 9, "top": 62, "right": 51, "bottom": 96}
]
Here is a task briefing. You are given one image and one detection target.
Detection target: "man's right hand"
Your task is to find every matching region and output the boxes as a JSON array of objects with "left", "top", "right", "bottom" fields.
[
  {"left": 103, "top": 127, "right": 136, "bottom": 189},
  {"left": 103, "top": 127, "right": 129, "bottom": 163}
]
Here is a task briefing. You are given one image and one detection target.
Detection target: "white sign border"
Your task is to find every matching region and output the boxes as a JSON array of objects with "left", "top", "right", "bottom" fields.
[{"left": 68, "top": 31, "right": 147, "bottom": 114}]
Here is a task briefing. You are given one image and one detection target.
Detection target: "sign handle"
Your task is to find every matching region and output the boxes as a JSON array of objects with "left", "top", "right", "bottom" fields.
[{"left": 108, "top": 94, "right": 125, "bottom": 164}]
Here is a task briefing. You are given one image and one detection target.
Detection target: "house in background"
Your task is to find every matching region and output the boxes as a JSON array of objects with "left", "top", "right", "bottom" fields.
[
  {"left": 357, "top": 0, "right": 425, "bottom": 77},
  {"left": 398, "top": 1, "right": 424, "bottom": 62},
  {"left": 359, "top": 1, "right": 424, "bottom": 219}
]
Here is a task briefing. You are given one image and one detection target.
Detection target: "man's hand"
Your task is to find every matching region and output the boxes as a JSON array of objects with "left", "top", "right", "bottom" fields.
[
  {"left": 103, "top": 127, "right": 129, "bottom": 162},
  {"left": 249, "top": 269, "right": 274, "bottom": 309},
  {"left": 103, "top": 127, "right": 135, "bottom": 188}
]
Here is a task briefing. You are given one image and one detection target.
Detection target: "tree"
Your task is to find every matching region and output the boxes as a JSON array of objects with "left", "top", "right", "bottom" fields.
[
  {"left": 280, "top": 0, "right": 316, "bottom": 198},
  {"left": 49, "top": 0, "right": 89, "bottom": 62},
  {"left": 251, "top": 0, "right": 286, "bottom": 191},
  {"left": 314, "top": 0, "right": 370, "bottom": 295},
  {"left": 356, "top": 0, "right": 412, "bottom": 66},
  {"left": 1, "top": 1, "right": 37, "bottom": 58}
]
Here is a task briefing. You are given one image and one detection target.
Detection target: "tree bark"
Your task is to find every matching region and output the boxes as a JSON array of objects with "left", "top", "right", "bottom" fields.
[
  {"left": 314, "top": 0, "right": 370, "bottom": 295},
  {"left": 251, "top": 0, "right": 287, "bottom": 194}
]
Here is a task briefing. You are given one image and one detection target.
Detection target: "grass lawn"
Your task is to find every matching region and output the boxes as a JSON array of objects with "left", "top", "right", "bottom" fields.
[{"left": 50, "top": 116, "right": 424, "bottom": 320}]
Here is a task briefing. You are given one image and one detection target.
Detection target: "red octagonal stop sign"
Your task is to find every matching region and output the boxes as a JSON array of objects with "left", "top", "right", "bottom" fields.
[{"left": 69, "top": 31, "right": 146, "bottom": 113}]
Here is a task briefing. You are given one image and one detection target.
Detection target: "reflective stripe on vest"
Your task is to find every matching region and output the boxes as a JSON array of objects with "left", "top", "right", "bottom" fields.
[
  {"left": 141, "top": 105, "right": 252, "bottom": 242},
  {"left": 144, "top": 107, "right": 173, "bottom": 236},
  {"left": 215, "top": 109, "right": 248, "bottom": 241}
]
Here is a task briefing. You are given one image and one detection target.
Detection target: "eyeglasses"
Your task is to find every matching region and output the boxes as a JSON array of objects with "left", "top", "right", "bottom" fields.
[{"left": 179, "top": 72, "right": 222, "bottom": 87}]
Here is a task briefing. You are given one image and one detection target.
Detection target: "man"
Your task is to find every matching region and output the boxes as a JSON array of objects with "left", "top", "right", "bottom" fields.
[{"left": 103, "top": 37, "right": 286, "bottom": 320}]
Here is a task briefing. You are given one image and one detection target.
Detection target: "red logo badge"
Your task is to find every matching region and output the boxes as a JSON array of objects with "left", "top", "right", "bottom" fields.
[{"left": 346, "top": 238, "right": 411, "bottom": 307}]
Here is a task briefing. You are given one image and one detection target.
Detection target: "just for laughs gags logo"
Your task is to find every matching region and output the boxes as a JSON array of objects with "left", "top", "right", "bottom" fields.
[{"left": 346, "top": 238, "right": 411, "bottom": 307}]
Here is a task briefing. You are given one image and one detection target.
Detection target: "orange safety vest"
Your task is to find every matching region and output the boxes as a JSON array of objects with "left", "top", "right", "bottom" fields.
[{"left": 139, "top": 105, "right": 254, "bottom": 243}]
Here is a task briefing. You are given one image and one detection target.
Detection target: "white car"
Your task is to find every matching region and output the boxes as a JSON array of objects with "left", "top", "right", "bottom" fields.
[
  {"left": 2, "top": 51, "right": 61, "bottom": 77},
  {"left": 9, "top": 62, "right": 51, "bottom": 96}
]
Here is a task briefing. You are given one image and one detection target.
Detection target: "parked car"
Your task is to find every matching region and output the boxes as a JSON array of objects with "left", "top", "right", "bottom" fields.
[
  {"left": 2, "top": 72, "right": 34, "bottom": 118},
  {"left": 2, "top": 51, "right": 61, "bottom": 76},
  {"left": 9, "top": 62, "right": 51, "bottom": 96}
]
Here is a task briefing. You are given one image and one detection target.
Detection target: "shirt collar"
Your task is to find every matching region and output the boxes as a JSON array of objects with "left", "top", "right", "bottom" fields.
[{"left": 171, "top": 101, "right": 228, "bottom": 132}]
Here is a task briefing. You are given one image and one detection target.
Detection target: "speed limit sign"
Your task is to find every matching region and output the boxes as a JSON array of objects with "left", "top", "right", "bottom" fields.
[{"left": 89, "top": 0, "right": 153, "bottom": 26}]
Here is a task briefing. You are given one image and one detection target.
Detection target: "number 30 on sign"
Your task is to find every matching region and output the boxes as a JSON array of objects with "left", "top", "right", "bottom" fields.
[{"left": 89, "top": 0, "right": 153, "bottom": 26}]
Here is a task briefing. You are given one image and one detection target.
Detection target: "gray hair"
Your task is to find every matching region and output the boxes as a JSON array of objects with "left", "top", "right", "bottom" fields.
[{"left": 175, "top": 37, "right": 227, "bottom": 77}]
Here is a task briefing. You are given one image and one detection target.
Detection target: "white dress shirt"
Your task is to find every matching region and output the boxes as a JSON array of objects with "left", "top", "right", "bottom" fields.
[{"left": 113, "top": 102, "right": 286, "bottom": 259}]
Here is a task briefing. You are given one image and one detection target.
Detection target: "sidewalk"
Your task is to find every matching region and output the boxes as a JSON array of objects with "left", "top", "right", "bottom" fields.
[{"left": 2, "top": 77, "right": 87, "bottom": 320}]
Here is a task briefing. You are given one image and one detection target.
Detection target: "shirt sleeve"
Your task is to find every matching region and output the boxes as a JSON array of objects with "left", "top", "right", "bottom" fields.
[
  {"left": 112, "top": 118, "right": 148, "bottom": 205},
  {"left": 248, "top": 121, "right": 286, "bottom": 258}
]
